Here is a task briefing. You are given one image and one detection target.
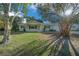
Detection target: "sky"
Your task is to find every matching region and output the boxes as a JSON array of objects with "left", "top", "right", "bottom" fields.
[
  {"left": 8, "top": 4, "right": 73, "bottom": 24},
  {"left": 9, "top": 4, "right": 41, "bottom": 18},
  {"left": 26, "top": 4, "right": 49, "bottom": 24},
  {"left": 24, "top": 4, "right": 48, "bottom": 24},
  {"left": 8, "top": 4, "right": 58, "bottom": 24},
  {"left": 27, "top": 4, "right": 41, "bottom": 19},
  {"left": 9, "top": 4, "right": 73, "bottom": 19},
  {"left": 9, "top": 4, "right": 69, "bottom": 24},
  {"left": 26, "top": 4, "right": 73, "bottom": 23},
  {"left": 14, "top": 4, "right": 42, "bottom": 19}
]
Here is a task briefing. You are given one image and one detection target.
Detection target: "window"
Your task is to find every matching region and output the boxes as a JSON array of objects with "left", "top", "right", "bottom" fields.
[{"left": 29, "top": 25, "right": 37, "bottom": 29}]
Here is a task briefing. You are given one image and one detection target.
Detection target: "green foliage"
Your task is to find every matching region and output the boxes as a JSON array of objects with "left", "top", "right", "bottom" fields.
[
  {"left": 37, "top": 3, "right": 79, "bottom": 25},
  {"left": 18, "top": 3, "right": 32, "bottom": 17},
  {"left": 0, "top": 17, "right": 4, "bottom": 29},
  {"left": 11, "top": 4, "right": 19, "bottom": 12},
  {"left": 37, "top": 4, "right": 50, "bottom": 20},
  {"left": 11, "top": 16, "right": 22, "bottom": 32},
  {"left": 22, "top": 3, "right": 28, "bottom": 16},
  {"left": 2, "top": 3, "right": 9, "bottom": 14}
]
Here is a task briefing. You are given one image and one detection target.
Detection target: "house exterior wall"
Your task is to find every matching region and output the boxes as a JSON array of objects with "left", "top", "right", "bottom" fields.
[
  {"left": 39, "top": 24, "right": 44, "bottom": 32},
  {"left": 71, "top": 24, "right": 79, "bottom": 30},
  {"left": 19, "top": 21, "right": 79, "bottom": 32},
  {"left": 49, "top": 23, "right": 59, "bottom": 31},
  {"left": 19, "top": 25, "right": 24, "bottom": 31},
  {"left": 49, "top": 23, "right": 79, "bottom": 31},
  {"left": 19, "top": 23, "right": 45, "bottom": 32}
]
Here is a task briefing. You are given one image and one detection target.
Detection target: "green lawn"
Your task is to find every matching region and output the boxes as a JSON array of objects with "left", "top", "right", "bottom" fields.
[
  {"left": 0, "top": 33, "right": 50, "bottom": 56},
  {"left": 0, "top": 32, "right": 78, "bottom": 56}
]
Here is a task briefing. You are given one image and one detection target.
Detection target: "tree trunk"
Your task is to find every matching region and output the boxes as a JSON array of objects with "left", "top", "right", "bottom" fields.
[
  {"left": 60, "top": 28, "right": 70, "bottom": 37},
  {"left": 59, "top": 22, "right": 70, "bottom": 37},
  {"left": 2, "top": 14, "right": 9, "bottom": 44}
]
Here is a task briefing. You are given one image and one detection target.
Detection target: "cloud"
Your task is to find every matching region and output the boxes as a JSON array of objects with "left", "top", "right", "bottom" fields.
[
  {"left": 65, "top": 9, "right": 72, "bottom": 16},
  {"left": 30, "top": 5, "right": 37, "bottom": 10},
  {"left": 27, "top": 4, "right": 41, "bottom": 19},
  {"left": 8, "top": 12, "right": 15, "bottom": 16},
  {"left": 28, "top": 4, "right": 37, "bottom": 11}
]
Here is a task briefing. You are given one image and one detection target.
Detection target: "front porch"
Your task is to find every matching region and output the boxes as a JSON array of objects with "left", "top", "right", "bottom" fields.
[{"left": 19, "top": 23, "right": 44, "bottom": 32}]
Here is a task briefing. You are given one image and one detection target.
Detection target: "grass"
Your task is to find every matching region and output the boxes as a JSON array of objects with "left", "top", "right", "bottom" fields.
[
  {"left": 0, "top": 33, "right": 49, "bottom": 56},
  {"left": 0, "top": 32, "right": 78, "bottom": 56}
]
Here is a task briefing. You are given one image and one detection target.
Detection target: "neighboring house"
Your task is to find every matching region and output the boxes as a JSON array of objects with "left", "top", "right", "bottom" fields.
[
  {"left": 71, "top": 24, "right": 79, "bottom": 31},
  {"left": 49, "top": 22, "right": 59, "bottom": 31}
]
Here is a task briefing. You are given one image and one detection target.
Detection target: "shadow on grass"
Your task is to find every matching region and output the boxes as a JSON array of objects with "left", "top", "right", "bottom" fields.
[
  {"left": 12, "top": 34, "right": 61, "bottom": 56},
  {"left": 48, "top": 36, "right": 79, "bottom": 56},
  {"left": 71, "top": 34, "right": 79, "bottom": 38},
  {"left": 11, "top": 35, "right": 61, "bottom": 55},
  {"left": 0, "top": 32, "right": 79, "bottom": 56}
]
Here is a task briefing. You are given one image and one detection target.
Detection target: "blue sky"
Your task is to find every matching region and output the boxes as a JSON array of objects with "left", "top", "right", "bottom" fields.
[
  {"left": 27, "top": 4, "right": 41, "bottom": 19},
  {"left": 26, "top": 4, "right": 49, "bottom": 24},
  {"left": 17, "top": 4, "right": 49, "bottom": 24},
  {"left": 17, "top": 4, "right": 41, "bottom": 19},
  {"left": 17, "top": 4, "right": 73, "bottom": 24}
]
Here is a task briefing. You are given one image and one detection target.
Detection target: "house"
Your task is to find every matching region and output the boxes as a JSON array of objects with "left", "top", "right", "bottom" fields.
[
  {"left": 18, "top": 18, "right": 79, "bottom": 32},
  {"left": 18, "top": 19, "right": 45, "bottom": 32},
  {"left": 71, "top": 24, "right": 79, "bottom": 31},
  {"left": 18, "top": 19, "right": 60, "bottom": 32}
]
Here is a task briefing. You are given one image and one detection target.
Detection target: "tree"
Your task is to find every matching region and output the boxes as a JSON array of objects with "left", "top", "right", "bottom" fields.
[
  {"left": 37, "top": 3, "right": 79, "bottom": 38},
  {"left": 0, "top": 3, "right": 28, "bottom": 44},
  {"left": 10, "top": 16, "right": 22, "bottom": 32},
  {"left": 1, "top": 3, "right": 10, "bottom": 44}
]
